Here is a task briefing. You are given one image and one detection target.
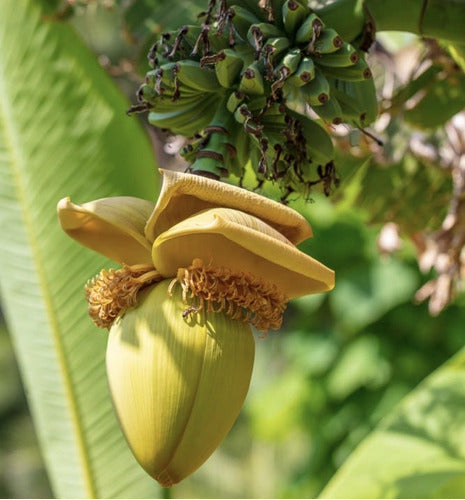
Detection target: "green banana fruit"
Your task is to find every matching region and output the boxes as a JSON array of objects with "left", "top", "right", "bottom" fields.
[
  {"left": 313, "top": 0, "right": 365, "bottom": 44},
  {"left": 136, "top": 0, "right": 377, "bottom": 198},
  {"left": 309, "top": 28, "right": 344, "bottom": 55},
  {"left": 311, "top": 95, "right": 343, "bottom": 124},
  {"left": 262, "top": 37, "right": 291, "bottom": 61},
  {"left": 226, "top": 90, "right": 246, "bottom": 113},
  {"left": 167, "top": 25, "right": 202, "bottom": 58},
  {"left": 288, "top": 56, "right": 315, "bottom": 86},
  {"left": 300, "top": 68, "right": 330, "bottom": 106},
  {"left": 146, "top": 64, "right": 205, "bottom": 99},
  {"left": 146, "top": 92, "right": 209, "bottom": 114},
  {"left": 321, "top": 57, "right": 372, "bottom": 81},
  {"left": 215, "top": 49, "right": 245, "bottom": 88},
  {"left": 144, "top": 66, "right": 178, "bottom": 98},
  {"left": 229, "top": 5, "right": 262, "bottom": 40},
  {"left": 225, "top": 0, "right": 267, "bottom": 20},
  {"left": 249, "top": 96, "right": 271, "bottom": 113},
  {"left": 148, "top": 96, "right": 217, "bottom": 136},
  {"left": 282, "top": 0, "right": 309, "bottom": 36},
  {"left": 233, "top": 104, "right": 252, "bottom": 125},
  {"left": 229, "top": 123, "right": 250, "bottom": 176},
  {"left": 176, "top": 60, "right": 222, "bottom": 92},
  {"left": 329, "top": 77, "right": 378, "bottom": 127},
  {"left": 264, "top": 0, "right": 286, "bottom": 28},
  {"left": 295, "top": 13, "right": 325, "bottom": 44},
  {"left": 247, "top": 22, "right": 283, "bottom": 47},
  {"left": 275, "top": 48, "right": 302, "bottom": 79},
  {"left": 239, "top": 61, "right": 265, "bottom": 95},
  {"left": 297, "top": 115, "right": 335, "bottom": 165},
  {"left": 315, "top": 43, "right": 360, "bottom": 67}
]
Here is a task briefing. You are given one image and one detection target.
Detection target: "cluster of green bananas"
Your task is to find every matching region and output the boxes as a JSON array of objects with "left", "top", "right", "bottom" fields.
[{"left": 130, "top": 0, "right": 378, "bottom": 198}]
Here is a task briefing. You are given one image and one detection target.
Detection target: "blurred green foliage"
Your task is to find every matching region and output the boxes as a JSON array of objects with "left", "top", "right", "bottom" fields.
[{"left": 243, "top": 199, "right": 465, "bottom": 498}]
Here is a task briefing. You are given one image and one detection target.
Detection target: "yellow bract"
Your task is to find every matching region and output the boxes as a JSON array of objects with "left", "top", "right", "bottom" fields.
[
  {"left": 57, "top": 196, "right": 154, "bottom": 265},
  {"left": 145, "top": 169, "right": 313, "bottom": 244},
  {"left": 153, "top": 207, "right": 334, "bottom": 298},
  {"left": 106, "top": 280, "right": 254, "bottom": 487},
  {"left": 57, "top": 169, "right": 335, "bottom": 297}
]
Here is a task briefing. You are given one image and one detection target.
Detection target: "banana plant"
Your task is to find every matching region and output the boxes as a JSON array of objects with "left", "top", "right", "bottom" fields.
[{"left": 1, "top": 0, "right": 465, "bottom": 498}]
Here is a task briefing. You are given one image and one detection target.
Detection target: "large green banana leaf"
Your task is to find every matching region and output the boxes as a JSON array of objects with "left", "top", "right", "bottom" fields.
[
  {"left": 0, "top": 0, "right": 161, "bottom": 496},
  {"left": 320, "top": 346, "right": 465, "bottom": 499}
]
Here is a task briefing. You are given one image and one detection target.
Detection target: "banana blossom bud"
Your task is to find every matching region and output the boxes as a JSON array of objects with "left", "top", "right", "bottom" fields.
[{"left": 57, "top": 169, "right": 334, "bottom": 486}]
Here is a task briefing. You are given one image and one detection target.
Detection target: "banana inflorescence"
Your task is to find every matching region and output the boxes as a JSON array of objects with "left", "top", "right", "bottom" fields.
[{"left": 130, "top": 0, "right": 378, "bottom": 199}]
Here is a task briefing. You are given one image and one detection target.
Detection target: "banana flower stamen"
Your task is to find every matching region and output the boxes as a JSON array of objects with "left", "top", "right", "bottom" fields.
[
  {"left": 85, "top": 264, "right": 163, "bottom": 328},
  {"left": 169, "top": 258, "right": 288, "bottom": 332}
]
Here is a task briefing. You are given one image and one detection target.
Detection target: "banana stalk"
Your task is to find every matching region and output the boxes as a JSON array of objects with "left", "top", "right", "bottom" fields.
[{"left": 188, "top": 101, "right": 238, "bottom": 179}]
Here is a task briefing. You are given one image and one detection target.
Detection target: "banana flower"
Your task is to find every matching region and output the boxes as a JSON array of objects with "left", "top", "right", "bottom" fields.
[{"left": 57, "top": 169, "right": 334, "bottom": 487}]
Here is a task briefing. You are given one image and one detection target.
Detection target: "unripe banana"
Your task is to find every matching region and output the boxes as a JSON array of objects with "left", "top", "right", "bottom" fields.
[
  {"left": 297, "top": 115, "right": 335, "bottom": 165},
  {"left": 330, "top": 77, "right": 378, "bottom": 127},
  {"left": 226, "top": 90, "right": 246, "bottom": 113},
  {"left": 138, "top": 83, "right": 158, "bottom": 102},
  {"left": 275, "top": 48, "right": 302, "bottom": 78},
  {"left": 248, "top": 95, "right": 269, "bottom": 112},
  {"left": 288, "top": 56, "right": 315, "bottom": 86},
  {"left": 321, "top": 57, "right": 372, "bottom": 81},
  {"left": 312, "top": 95, "right": 343, "bottom": 124},
  {"left": 282, "top": 0, "right": 309, "bottom": 36},
  {"left": 215, "top": 49, "right": 245, "bottom": 88},
  {"left": 239, "top": 61, "right": 265, "bottom": 95},
  {"left": 247, "top": 22, "right": 282, "bottom": 46},
  {"left": 149, "top": 96, "right": 217, "bottom": 136},
  {"left": 229, "top": 5, "right": 262, "bottom": 39},
  {"left": 234, "top": 104, "right": 252, "bottom": 125},
  {"left": 313, "top": 0, "right": 365, "bottom": 43},
  {"left": 265, "top": 0, "right": 287, "bottom": 28},
  {"left": 167, "top": 25, "right": 202, "bottom": 58},
  {"left": 295, "top": 13, "right": 325, "bottom": 44},
  {"left": 262, "top": 102, "right": 286, "bottom": 118},
  {"left": 229, "top": 123, "right": 250, "bottom": 176},
  {"left": 145, "top": 65, "right": 178, "bottom": 95},
  {"left": 263, "top": 36, "right": 291, "bottom": 59},
  {"left": 176, "top": 60, "right": 222, "bottom": 92},
  {"left": 146, "top": 64, "right": 204, "bottom": 100},
  {"left": 225, "top": 0, "right": 267, "bottom": 20},
  {"left": 260, "top": 115, "right": 286, "bottom": 133},
  {"left": 300, "top": 68, "right": 330, "bottom": 106},
  {"left": 310, "top": 28, "right": 344, "bottom": 54},
  {"left": 315, "top": 42, "right": 360, "bottom": 67},
  {"left": 106, "top": 280, "right": 255, "bottom": 488},
  {"left": 149, "top": 94, "right": 209, "bottom": 114}
]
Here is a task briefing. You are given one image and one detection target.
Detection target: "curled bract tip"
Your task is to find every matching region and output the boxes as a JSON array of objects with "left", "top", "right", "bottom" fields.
[
  {"left": 57, "top": 196, "right": 155, "bottom": 265},
  {"left": 144, "top": 169, "right": 313, "bottom": 244},
  {"left": 153, "top": 207, "right": 334, "bottom": 299}
]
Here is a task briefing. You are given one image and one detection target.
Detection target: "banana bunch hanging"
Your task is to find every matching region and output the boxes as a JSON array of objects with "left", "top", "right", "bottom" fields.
[{"left": 131, "top": 0, "right": 378, "bottom": 198}]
